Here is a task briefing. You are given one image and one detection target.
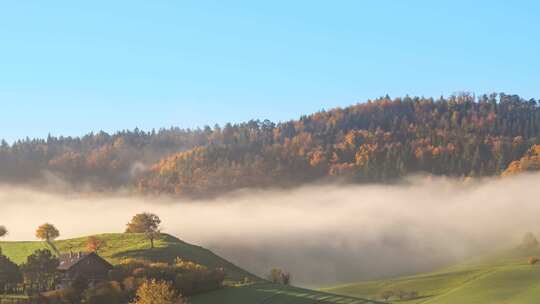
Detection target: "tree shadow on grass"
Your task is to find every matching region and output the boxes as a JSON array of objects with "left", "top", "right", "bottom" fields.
[{"left": 191, "top": 283, "right": 385, "bottom": 304}]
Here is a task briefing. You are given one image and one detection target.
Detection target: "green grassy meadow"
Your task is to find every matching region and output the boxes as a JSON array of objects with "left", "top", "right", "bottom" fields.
[
  {"left": 0, "top": 233, "right": 376, "bottom": 304},
  {"left": 0, "top": 233, "right": 255, "bottom": 281},
  {"left": 190, "top": 282, "right": 383, "bottom": 304},
  {"left": 323, "top": 246, "right": 540, "bottom": 304}
]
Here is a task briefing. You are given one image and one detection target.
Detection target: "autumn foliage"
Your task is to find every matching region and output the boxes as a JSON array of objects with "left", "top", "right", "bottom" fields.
[
  {"left": 86, "top": 236, "right": 106, "bottom": 253},
  {"left": 133, "top": 280, "right": 183, "bottom": 304},
  {"left": 137, "top": 93, "right": 540, "bottom": 196},
  {"left": 502, "top": 145, "right": 540, "bottom": 176},
  {"left": 0, "top": 93, "right": 539, "bottom": 196}
]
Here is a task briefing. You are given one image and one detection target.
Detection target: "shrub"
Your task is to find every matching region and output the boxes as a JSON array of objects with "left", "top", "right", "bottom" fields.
[
  {"left": 39, "top": 288, "right": 79, "bottom": 304},
  {"left": 379, "top": 290, "right": 394, "bottom": 300},
  {"left": 267, "top": 268, "right": 291, "bottom": 285},
  {"left": 122, "top": 276, "right": 140, "bottom": 295},
  {"left": 174, "top": 258, "right": 208, "bottom": 272},
  {"left": 110, "top": 258, "right": 225, "bottom": 297},
  {"left": 83, "top": 281, "right": 126, "bottom": 304},
  {"left": 133, "top": 279, "right": 183, "bottom": 304}
]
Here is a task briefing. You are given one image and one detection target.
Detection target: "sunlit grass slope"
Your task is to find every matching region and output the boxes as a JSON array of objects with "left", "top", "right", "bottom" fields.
[
  {"left": 0, "top": 233, "right": 378, "bottom": 303},
  {"left": 323, "top": 246, "right": 540, "bottom": 304},
  {"left": 190, "top": 282, "right": 384, "bottom": 304},
  {"left": 0, "top": 233, "right": 256, "bottom": 281}
]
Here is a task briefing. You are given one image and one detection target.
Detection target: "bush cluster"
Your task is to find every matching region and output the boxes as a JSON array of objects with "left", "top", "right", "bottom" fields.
[{"left": 34, "top": 257, "right": 225, "bottom": 304}]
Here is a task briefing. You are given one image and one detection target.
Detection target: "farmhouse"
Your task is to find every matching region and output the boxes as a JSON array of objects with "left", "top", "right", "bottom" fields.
[{"left": 57, "top": 252, "right": 113, "bottom": 288}]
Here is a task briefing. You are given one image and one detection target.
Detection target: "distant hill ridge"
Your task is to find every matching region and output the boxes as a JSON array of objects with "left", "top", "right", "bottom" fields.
[{"left": 0, "top": 93, "right": 539, "bottom": 196}]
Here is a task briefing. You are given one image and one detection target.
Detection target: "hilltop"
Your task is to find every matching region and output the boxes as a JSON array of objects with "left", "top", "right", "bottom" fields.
[
  {"left": 323, "top": 244, "right": 540, "bottom": 303},
  {"left": 0, "top": 93, "right": 539, "bottom": 196},
  {"left": 0, "top": 233, "right": 255, "bottom": 282},
  {"left": 0, "top": 233, "right": 380, "bottom": 304}
]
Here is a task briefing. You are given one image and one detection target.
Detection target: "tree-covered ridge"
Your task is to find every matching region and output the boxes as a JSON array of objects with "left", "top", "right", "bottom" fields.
[
  {"left": 137, "top": 93, "right": 540, "bottom": 196},
  {"left": 502, "top": 145, "right": 540, "bottom": 176},
  {"left": 0, "top": 127, "right": 214, "bottom": 189},
  {"left": 0, "top": 93, "right": 539, "bottom": 195}
]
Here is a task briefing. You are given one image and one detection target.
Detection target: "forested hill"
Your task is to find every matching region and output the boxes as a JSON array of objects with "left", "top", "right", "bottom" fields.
[{"left": 1, "top": 93, "right": 539, "bottom": 196}]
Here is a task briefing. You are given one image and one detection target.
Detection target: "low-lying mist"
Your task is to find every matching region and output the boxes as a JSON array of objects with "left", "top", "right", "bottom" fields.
[{"left": 1, "top": 174, "right": 538, "bottom": 287}]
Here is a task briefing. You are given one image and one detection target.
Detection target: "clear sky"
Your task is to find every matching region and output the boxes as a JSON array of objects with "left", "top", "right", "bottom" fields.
[{"left": 1, "top": 0, "right": 539, "bottom": 142}]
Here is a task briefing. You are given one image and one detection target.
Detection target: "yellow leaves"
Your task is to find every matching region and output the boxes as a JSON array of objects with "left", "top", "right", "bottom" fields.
[
  {"left": 530, "top": 145, "right": 540, "bottom": 156},
  {"left": 174, "top": 257, "right": 208, "bottom": 272},
  {"left": 309, "top": 149, "right": 326, "bottom": 167},
  {"left": 344, "top": 132, "right": 356, "bottom": 147},
  {"left": 113, "top": 137, "right": 125, "bottom": 149},
  {"left": 431, "top": 147, "right": 441, "bottom": 157},
  {"left": 35, "top": 223, "right": 60, "bottom": 241},
  {"left": 86, "top": 145, "right": 115, "bottom": 170},
  {"left": 133, "top": 279, "right": 180, "bottom": 304},
  {"left": 355, "top": 144, "right": 375, "bottom": 168},
  {"left": 502, "top": 144, "right": 540, "bottom": 177},
  {"left": 48, "top": 151, "right": 84, "bottom": 171},
  {"left": 414, "top": 147, "right": 425, "bottom": 160},
  {"left": 335, "top": 130, "right": 369, "bottom": 159},
  {"left": 502, "top": 160, "right": 522, "bottom": 177}
]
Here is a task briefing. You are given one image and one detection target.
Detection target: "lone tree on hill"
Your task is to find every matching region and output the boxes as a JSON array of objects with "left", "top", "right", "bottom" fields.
[
  {"left": 36, "top": 223, "right": 60, "bottom": 255},
  {"left": 86, "top": 236, "right": 107, "bottom": 253},
  {"left": 126, "top": 213, "right": 162, "bottom": 249},
  {"left": 0, "top": 226, "right": 7, "bottom": 251},
  {"left": 0, "top": 226, "right": 7, "bottom": 239}
]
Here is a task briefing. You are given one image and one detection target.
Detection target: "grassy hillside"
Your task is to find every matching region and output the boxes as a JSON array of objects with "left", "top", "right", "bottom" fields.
[
  {"left": 0, "top": 233, "right": 377, "bottom": 303},
  {"left": 0, "top": 233, "right": 256, "bottom": 281},
  {"left": 190, "top": 282, "right": 384, "bottom": 304},
  {"left": 323, "top": 246, "right": 540, "bottom": 303}
]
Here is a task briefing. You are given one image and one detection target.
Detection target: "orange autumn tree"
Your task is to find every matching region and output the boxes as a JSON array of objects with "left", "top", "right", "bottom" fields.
[
  {"left": 502, "top": 145, "right": 540, "bottom": 177},
  {"left": 86, "top": 236, "right": 107, "bottom": 253}
]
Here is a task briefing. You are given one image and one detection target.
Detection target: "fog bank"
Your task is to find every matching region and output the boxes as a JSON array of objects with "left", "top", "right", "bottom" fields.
[{"left": 0, "top": 174, "right": 538, "bottom": 286}]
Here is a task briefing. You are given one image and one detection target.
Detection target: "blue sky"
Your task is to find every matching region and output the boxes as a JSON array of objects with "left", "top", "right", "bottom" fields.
[{"left": 1, "top": 0, "right": 539, "bottom": 142}]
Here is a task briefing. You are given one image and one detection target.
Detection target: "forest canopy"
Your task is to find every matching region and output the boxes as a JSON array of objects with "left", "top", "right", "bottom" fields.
[{"left": 2, "top": 93, "right": 539, "bottom": 196}]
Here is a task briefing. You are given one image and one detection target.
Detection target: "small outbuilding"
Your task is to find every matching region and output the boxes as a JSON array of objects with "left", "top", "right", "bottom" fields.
[{"left": 57, "top": 252, "right": 113, "bottom": 288}]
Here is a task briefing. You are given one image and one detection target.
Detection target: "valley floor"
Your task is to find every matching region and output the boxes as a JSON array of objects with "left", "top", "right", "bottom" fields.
[{"left": 323, "top": 246, "right": 540, "bottom": 304}]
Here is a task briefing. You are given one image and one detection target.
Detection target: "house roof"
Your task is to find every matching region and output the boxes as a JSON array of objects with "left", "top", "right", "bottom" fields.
[{"left": 58, "top": 252, "right": 112, "bottom": 271}]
